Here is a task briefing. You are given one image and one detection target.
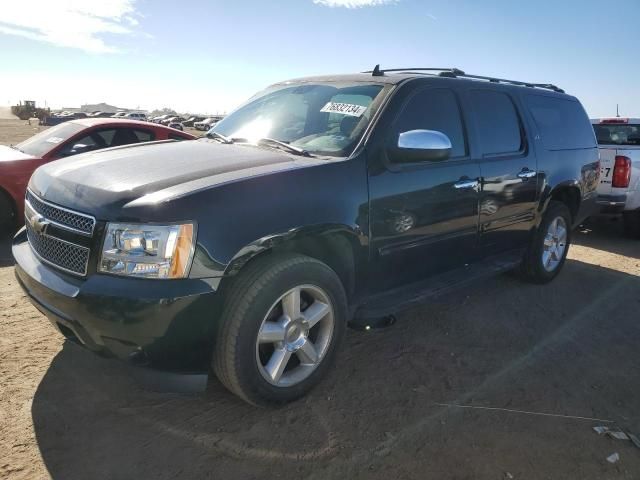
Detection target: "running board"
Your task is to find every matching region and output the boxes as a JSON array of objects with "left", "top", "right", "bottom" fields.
[{"left": 350, "top": 249, "right": 524, "bottom": 328}]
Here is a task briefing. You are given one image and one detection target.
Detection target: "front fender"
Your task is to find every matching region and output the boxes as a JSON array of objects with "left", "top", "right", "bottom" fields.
[{"left": 185, "top": 155, "right": 370, "bottom": 280}]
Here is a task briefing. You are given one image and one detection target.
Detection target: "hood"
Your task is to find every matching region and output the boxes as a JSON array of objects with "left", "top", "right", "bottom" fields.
[
  {"left": 29, "top": 139, "right": 319, "bottom": 216},
  {"left": 0, "top": 145, "right": 36, "bottom": 162}
]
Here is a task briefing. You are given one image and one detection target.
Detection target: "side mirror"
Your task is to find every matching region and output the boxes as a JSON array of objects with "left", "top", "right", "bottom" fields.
[{"left": 388, "top": 129, "right": 452, "bottom": 163}]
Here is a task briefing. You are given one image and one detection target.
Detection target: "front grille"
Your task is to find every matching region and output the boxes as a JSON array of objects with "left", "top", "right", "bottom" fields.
[
  {"left": 26, "top": 190, "right": 95, "bottom": 235},
  {"left": 25, "top": 190, "right": 95, "bottom": 276},
  {"left": 26, "top": 222, "right": 90, "bottom": 275}
]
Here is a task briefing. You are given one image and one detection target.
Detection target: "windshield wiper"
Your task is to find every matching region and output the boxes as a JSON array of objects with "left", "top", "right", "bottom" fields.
[
  {"left": 255, "top": 138, "right": 311, "bottom": 157},
  {"left": 10, "top": 145, "right": 24, "bottom": 153},
  {"left": 205, "top": 131, "right": 233, "bottom": 144}
]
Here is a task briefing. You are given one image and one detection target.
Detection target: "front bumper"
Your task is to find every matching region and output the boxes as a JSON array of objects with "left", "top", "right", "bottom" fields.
[{"left": 12, "top": 228, "right": 221, "bottom": 373}]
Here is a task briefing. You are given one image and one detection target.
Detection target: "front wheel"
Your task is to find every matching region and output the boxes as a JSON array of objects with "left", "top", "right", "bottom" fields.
[
  {"left": 212, "top": 253, "right": 347, "bottom": 406},
  {"left": 518, "top": 201, "right": 572, "bottom": 284}
]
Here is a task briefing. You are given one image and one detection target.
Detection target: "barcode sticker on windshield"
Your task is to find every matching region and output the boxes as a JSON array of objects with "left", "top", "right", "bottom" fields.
[
  {"left": 45, "top": 137, "right": 64, "bottom": 144},
  {"left": 320, "top": 102, "right": 367, "bottom": 117}
]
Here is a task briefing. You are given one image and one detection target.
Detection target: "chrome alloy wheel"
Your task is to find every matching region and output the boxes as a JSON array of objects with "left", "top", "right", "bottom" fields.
[
  {"left": 256, "top": 285, "right": 334, "bottom": 387},
  {"left": 542, "top": 216, "right": 568, "bottom": 272}
]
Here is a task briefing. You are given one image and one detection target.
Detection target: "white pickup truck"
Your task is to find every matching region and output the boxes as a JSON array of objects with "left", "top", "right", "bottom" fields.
[{"left": 592, "top": 118, "right": 640, "bottom": 237}]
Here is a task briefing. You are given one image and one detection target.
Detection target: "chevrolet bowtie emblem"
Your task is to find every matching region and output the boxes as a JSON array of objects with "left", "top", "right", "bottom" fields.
[{"left": 29, "top": 214, "right": 50, "bottom": 235}]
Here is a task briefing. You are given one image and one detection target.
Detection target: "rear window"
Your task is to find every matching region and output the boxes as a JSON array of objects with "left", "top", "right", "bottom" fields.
[
  {"left": 525, "top": 94, "right": 596, "bottom": 150},
  {"left": 593, "top": 124, "right": 640, "bottom": 146}
]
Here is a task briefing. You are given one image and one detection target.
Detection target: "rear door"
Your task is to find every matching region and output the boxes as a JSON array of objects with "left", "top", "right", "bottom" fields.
[{"left": 465, "top": 88, "right": 539, "bottom": 253}]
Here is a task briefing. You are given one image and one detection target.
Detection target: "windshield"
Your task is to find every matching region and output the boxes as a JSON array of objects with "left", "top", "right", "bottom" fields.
[
  {"left": 211, "top": 82, "right": 388, "bottom": 157},
  {"left": 16, "top": 122, "right": 85, "bottom": 157},
  {"left": 593, "top": 124, "right": 640, "bottom": 146}
]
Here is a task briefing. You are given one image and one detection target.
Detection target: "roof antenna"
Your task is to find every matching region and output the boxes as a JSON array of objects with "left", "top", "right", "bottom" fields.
[
  {"left": 616, "top": 104, "right": 620, "bottom": 117},
  {"left": 371, "top": 64, "right": 383, "bottom": 77}
]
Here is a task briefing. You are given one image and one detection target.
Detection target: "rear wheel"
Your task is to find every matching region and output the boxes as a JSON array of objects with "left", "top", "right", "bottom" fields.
[
  {"left": 212, "top": 253, "right": 347, "bottom": 406},
  {"left": 623, "top": 210, "right": 640, "bottom": 239},
  {"left": 518, "top": 201, "right": 572, "bottom": 284}
]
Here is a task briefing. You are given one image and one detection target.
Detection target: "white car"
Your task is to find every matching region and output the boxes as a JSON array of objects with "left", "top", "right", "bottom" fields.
[
  {"left": 592, "top": 117, "right": 640, "bottom": 237},
  {"left": 194, "top": 117, "right": 218, "bottom": 131},
  {"left": 124, "top": 112, "right": 147, "bottom": 121}
]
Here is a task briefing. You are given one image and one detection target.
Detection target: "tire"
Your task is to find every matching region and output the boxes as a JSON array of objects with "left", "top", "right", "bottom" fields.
[
  {"left": 212, "top": 253, "right": 347, "bottom": 406},
  {"left": 623, "top": 211, "right": 640, "bottom": 239},
  {"left": 0, "top": 191, "right": 16, "bottom": 233},
  {"left": 518, "top": 201, "right": 572, "bottom": 284}
]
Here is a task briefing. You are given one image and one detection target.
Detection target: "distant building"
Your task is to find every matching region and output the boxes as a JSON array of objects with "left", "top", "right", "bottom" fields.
[{"left": 80, "top": 103, "right": 123, "bottom": 114}]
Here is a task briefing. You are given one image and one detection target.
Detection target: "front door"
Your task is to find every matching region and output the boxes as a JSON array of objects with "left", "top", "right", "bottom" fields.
[{"left": 368, "top": 86, "right": 481, "bottom": 293}]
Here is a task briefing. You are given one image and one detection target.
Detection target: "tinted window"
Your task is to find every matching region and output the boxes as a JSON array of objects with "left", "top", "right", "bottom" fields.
[
  {"left": 593, "top": 124, "right": 640, "bottom": 146},
  {"left": 394, "top": 88, "right": 467, "bottom": 158},
  {"left": 57, "top": 133, "right": 102, "bottom": 156},
  {"left": 96, "top": 129, "right": 116, "bottom": 145},
  {"left": 133, "top": 129, "right": 155, "bottom": 142},
  {"left": 470, "top": 90, "right": 522, "bottom": 156},
  {"left": 525, "top": 94, "right": 596, "bottom": 150}
]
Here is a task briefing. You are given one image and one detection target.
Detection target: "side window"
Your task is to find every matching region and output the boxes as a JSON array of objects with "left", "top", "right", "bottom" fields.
[
  {"left": 524, "top": 94, "right": 596, "bottom": 150},
  {"left": 470, "top": 90, "right": 523, "bottom": 156},
  {"left": 132, "top": 129, "right": 155, "bottom": 142},
  {"left": 394, "top": 88, "right": 467, "bottom": 158},
  {"left": 95, "top": 129, "right": 116, "bottom": 145},
  {"left": 57, "top": 133, "right": 102, "bottom": 157}
]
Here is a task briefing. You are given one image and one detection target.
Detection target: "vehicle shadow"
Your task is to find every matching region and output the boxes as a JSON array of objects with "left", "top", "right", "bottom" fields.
[
  {"left": 0, "top": 230, "right": 15, "bottom": 267},
  {"left": 31, "top": 258, "right": 640, "bottom": 480},
  {"left": 573, "top": 215, "right": 640, "bottom": 259}
]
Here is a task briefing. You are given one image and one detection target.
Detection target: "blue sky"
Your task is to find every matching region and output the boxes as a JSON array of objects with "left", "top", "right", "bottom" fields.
[{"left": 1, "top": 0, "right": 638, "bottom": 116}]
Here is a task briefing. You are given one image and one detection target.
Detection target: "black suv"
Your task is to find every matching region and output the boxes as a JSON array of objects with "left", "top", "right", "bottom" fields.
[{"left": 13, "top": 67, "right": 599, "bottom": 406}]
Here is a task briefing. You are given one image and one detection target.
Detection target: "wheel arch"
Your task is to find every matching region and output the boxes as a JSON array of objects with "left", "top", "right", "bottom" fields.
[
  {"left": 222, "top": 224, "right": 365, "bottom": 300},
  {"left": 541, "top": 181, "right": 581, "bottom": 224}
]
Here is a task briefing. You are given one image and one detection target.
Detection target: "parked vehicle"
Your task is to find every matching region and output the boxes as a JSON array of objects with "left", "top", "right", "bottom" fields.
[
  {"left": 194, "top": 117, "right": 218, "bottom": 131},
  {"left": 12, "top": 67, "right": 599, "bottom": 406},
  {"left": 40, "top": 111, "right": 87, "bottom": 126},
  {"left": 591, "top": 118, "right": 640, "bottom": 237},
  {"left": 168, "top": 121, "right": 184, "bottom": 131},
  {"left": 182, "top": 116, "right": 205, "bottom": 127},
  {"left": 124, "top": 112, "right": 147, "bottom": 121},
  {"left": 151, "top": 114, "right": 173, "bottom": 124},
  {"left": 0, "top": 119, "right": 195, "bottom": 230},
  {"left": 111, "top": 111, "right": 128, "bottom": 118},
  {"left": 161, "top": 116, "right": 185, "bottom": 126}
]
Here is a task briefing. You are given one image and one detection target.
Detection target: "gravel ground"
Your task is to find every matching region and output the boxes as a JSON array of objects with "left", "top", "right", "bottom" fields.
[{"left": 1, "top": 121, "right": 639, "bottom": 479}]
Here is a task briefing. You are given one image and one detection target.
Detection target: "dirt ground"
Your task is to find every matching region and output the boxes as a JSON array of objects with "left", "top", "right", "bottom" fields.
[{"left": 1, "top": 120, "right": 639, "bottom": 479}]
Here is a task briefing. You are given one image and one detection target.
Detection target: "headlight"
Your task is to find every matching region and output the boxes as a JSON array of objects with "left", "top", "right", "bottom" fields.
[{"left": 99, "top": 223, "right": 195, "bottom": 279}]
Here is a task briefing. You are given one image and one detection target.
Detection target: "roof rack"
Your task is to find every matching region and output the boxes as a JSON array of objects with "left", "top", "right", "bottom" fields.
[{"left": 364, "top": 65, "right": 565, "bottom": 93}]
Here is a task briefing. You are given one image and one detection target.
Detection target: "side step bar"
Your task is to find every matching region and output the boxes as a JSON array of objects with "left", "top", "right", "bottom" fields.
[{"left": 350, "top": 249, "right": 524, "bottom": 328}]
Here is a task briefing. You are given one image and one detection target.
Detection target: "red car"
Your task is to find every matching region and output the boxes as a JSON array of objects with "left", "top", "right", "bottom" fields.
[{"left": 0, "top": 118, "right": 195, "bottom": 230}]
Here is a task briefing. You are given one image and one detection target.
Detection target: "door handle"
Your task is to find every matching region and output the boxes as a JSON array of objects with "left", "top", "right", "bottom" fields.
[
  {"left": 517, "top": 169, "right": 537, "bottom": 179},
  {"left": 453, "top": 178, "right": 479, "bottom": 190}
]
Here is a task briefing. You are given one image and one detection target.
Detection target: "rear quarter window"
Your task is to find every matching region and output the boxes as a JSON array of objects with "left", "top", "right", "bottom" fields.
[{"left": 524, "top": 94, "right": 596, "bottom": 150}]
